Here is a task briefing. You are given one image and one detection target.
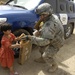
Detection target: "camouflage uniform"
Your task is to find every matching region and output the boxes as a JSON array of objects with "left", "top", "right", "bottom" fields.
[
  {"left": 23, "top": 3, "right": 64, "bottom": 72},
  {"left": 29, "top": 13, "right": 64, "bottom": 72}
]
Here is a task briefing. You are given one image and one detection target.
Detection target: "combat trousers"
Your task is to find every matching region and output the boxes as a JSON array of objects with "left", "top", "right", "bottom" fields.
[{"left": 39, "top": 45, "right": 59, "bottom": 67}]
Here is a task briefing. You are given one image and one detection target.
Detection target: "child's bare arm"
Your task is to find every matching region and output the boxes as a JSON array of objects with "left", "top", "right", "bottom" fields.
[{"left": 10, "top": 44, "right": 20, "bottom": 48}]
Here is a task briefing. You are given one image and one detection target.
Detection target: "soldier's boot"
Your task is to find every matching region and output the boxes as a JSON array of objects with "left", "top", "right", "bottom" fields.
[
  {"left": 34, "top": 57, "right": 45, "bottom": 63},
  {"left": 48, "top": 63, "right": 58, "bottom": 73}
]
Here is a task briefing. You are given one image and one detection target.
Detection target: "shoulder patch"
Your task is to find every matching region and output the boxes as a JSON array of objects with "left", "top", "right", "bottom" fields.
[{"left": 46, "top": 22, "right": 50, "bottom": 26}]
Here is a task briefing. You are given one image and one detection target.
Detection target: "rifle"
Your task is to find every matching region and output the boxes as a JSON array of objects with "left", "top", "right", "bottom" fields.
[{"left": 34, "top": 20, "right": 42, "bottom": 30}]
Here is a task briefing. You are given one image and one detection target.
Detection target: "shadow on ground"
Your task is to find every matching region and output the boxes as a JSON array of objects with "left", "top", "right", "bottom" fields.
[{"left": 56, "top": 34, "right": 75, "bottom": 62}]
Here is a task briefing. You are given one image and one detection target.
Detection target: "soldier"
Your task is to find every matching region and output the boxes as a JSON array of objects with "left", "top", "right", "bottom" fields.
[{"left": 22, "top": 3, "right": 65, "bottom": 72}]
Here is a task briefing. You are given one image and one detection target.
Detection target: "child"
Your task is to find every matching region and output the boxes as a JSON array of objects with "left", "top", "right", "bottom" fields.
[{"left": 0, "top": 23, "right": 24, "bottom": 75}]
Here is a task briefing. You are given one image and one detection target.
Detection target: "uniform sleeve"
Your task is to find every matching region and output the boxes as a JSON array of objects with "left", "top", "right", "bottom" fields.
[
  {"left": 46, "top": 21, "right": 56, "bottom": 39},
  {"left": 30, "top": 36, "right": 50, "bottom": 46},
  {"left": 39, "top": 21, "right": 56, "bottom": 40}
]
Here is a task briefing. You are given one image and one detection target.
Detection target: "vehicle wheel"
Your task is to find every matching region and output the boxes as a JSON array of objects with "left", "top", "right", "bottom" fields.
[
  {"left": 13, "top": 29, "right": 30, "bottom": 58},
  {"left": 25, "top": 27, "right": 33, "bottom": 35},
  {"left": 13, "top": 29, "right": 30, "bottom": 36},
  {"left": 64, "top": 24, "right": 74, "bottom": 39}
]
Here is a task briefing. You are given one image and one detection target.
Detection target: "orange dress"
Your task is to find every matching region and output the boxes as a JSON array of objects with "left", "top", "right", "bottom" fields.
[{"left": 0, "top": 33, "right": 16, "bottom": 68}]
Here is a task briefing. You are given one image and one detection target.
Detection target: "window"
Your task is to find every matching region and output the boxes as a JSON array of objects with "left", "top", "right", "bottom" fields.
[{"left": 60, "top": 4, "right": 64, "bottom": 11}]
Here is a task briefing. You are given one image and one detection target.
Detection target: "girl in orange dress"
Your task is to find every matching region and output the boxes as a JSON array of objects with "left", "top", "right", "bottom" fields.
[{"left": 0, "top": 23, "right": 22, "bottom": 75}]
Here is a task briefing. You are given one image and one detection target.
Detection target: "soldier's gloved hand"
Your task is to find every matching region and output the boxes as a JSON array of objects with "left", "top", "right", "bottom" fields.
[{"left": 21, "top": 35, "right": 31, "bottom": 41}]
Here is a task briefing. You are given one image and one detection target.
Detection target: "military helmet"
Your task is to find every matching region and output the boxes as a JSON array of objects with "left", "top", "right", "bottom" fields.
[{"left": 35, "top": 3, "right": 53, "bottom": 15}]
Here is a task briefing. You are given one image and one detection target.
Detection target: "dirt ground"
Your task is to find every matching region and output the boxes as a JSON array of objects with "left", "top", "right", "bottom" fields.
[{"left": 0, "top": 29, "right": 75, "bottom": 75}]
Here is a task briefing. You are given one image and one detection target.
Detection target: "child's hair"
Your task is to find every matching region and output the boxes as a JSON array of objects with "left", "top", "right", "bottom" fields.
[
  {"left": 0, "top": 22, "right": 12, "bottom": 47},
  {"left": 1, "top": 22, "right": 12, "bottom": 32}
]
